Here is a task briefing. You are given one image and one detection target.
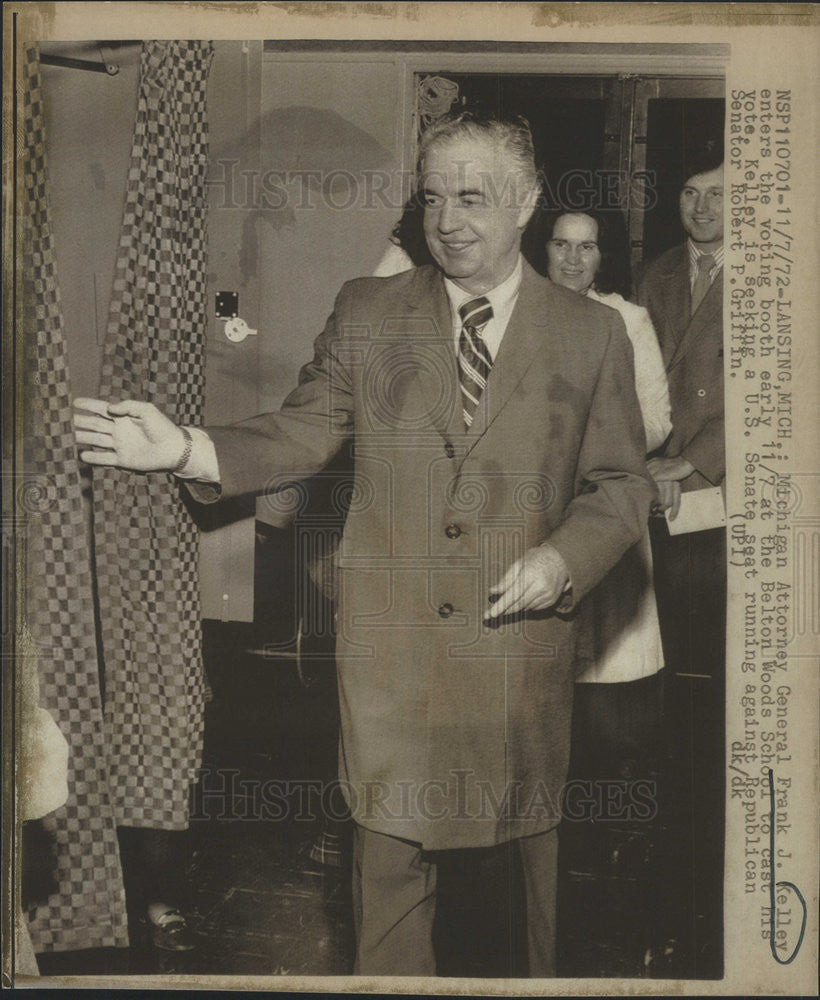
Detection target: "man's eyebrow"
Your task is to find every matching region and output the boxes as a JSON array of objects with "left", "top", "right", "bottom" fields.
[{"left": 457, "top": 187, "right": 484, "bottom": 198}]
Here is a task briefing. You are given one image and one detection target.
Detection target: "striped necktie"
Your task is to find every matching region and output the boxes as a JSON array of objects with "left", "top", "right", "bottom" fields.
[
  {"left": 458, "top": 296, "right": 494, "bottom": 428},
  {"left": 690, "top": 253, "right": 715, "bottom": 316}
]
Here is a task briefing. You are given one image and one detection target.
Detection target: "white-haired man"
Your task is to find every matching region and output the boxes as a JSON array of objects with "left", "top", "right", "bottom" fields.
[{"left": 75, "top": 113, "right": 655, "bottom": 977}]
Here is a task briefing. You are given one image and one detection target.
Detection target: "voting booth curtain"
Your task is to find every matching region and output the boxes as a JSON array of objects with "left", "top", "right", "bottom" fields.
[
  {"left": 23, "top": 40, "right": 213, "bottom": 953},
  {"left": 22, "top": 42, "right": 129, "bottom": 954},
  {"left": 91, "top": 38, "right": 213, "bottom": 833}
]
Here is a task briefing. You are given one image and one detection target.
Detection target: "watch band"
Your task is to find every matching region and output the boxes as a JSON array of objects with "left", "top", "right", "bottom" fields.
[{"left": 172, "top": 426, "right": 194, "bottom": 475}]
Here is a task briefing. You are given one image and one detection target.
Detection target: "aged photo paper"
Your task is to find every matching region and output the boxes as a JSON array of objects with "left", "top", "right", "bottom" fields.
[{"left": 3, "top": 2, "right": 817, "bottom": 996}]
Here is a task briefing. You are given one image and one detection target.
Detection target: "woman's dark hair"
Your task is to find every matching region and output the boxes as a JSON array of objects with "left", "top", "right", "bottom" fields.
[
  {"left": 523, "top": 206, "right": 632, "bottom": 299},
  {"left": 389, "top": 193, "right": 435, "bottom": 267}
]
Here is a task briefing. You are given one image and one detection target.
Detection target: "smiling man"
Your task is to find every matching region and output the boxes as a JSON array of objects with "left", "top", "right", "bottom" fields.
[
  {"left": 420, "top": 128, "right": 534, "bottom": 294},
  {"left": 73, "top": 112, "right": 655, "bottom": 977},
  {"left": 639, "top": 154, "right": 725, "bottom": 513}
]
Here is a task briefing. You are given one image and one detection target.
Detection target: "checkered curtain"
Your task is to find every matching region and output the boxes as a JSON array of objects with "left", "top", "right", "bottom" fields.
[
  {"left": 92, "top": 41, "right": 213, "bottom": 830},
  {"left": 21, "top": 44, "right": 129, "bottom": 953}
]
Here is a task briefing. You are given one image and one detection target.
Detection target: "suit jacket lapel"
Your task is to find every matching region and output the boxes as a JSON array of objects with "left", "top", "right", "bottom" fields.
[
  {"left": 464, "top": 262, "right": 548, "bottom": 455},
  {"left": 401, "top": 262, "right": 550, "bottom": 461},
  {"left": 404, "top": 267, "right": 466, "bottom": 446},
  {"left": 667, "top": 268, "right": 723, "bottom": 371},
  {"left": 658, "top": 246, "right": 690, "bottom": 367}
]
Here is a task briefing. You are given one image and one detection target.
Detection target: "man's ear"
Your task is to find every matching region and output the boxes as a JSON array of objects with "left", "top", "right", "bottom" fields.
[{"left": 517, "top": 181, "right": 540, "bottom": 230}]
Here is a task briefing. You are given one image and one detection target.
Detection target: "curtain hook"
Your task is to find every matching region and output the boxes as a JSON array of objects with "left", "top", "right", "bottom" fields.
[{"left": 98, "top": 43, "right": 120, "bottom": 76}]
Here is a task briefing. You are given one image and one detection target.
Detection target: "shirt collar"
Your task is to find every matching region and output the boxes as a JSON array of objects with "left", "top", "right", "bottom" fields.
[
  {"left": 687, "top": 238, "right": 724, "bottom": 271},
  {"left": 443, "top": 255, "right": 523, "bottom": 322}
]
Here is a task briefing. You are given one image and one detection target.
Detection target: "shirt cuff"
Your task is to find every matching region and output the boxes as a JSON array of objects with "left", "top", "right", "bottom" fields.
[
  {"left": 555, "top": 579, "right": 574, "bottom": 613},
  {"left": 173, "top": 426, "right": 220, "bottom": 483}
]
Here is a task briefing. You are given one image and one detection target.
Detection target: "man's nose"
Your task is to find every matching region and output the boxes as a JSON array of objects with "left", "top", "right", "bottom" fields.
[
  {"left": 694, "top": 190, "right": 709, "bottom": 213},
  {"left": 437, "top": 200, "right": 462, "bottom": 233}
]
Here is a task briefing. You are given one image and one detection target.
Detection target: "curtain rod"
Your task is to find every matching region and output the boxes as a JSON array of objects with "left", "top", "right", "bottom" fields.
[{"left": 39, "top": 52, "right": 120, "bottom": 75}]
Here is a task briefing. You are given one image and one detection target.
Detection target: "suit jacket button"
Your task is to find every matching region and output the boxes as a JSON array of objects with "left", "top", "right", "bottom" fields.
[
  {"left": 697, "top": 389, "right": 706, "bottom": 397},
  {"left": 444, "top": 442, "right": 455, "bottom": 458},
  {"left": 438, "top": 602, "right": 454, "bottom": 619},
  {"left": 445, "top": 524, "right": 461, "bottom": 539}
]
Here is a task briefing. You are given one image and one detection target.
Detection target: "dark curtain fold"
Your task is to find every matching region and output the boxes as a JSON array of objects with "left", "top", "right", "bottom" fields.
[
  {"left": 92, "top": 40, "right": 214, "bottom": 830},
  {"left": 22, "top": 43, "right": 129, "bottom": 953}
]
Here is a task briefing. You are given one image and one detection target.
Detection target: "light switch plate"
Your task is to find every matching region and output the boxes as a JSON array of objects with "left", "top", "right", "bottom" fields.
[{"left": 215, "top": 291, "right": 238, "bottom": 318}]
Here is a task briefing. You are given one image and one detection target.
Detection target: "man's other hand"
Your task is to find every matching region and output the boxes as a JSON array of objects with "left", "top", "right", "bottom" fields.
[
  {"left": 653, "top": 479, "right": 682, "bottom": 520},
  {"left": 73, "top": 398, "right": 186, "bottom": 472},
  {"left": 647, "top": 455, "right": 694, "bottom": 521},
  {"left": 485, "top": 544, "right": 570, "bottom": 621}
]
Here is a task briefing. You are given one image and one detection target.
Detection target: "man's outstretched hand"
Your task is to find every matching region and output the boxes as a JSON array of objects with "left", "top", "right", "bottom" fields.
[{"left": 73, "top": 398, "right": 186, "bottom": 472}]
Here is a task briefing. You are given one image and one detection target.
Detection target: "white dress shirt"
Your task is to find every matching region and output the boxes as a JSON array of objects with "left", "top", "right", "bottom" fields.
[
  {"left": 443, "top": 255, "right": 523, "bottom": 359},
  {"left": 687, "top": 238, "right": 724, "bottom": 290}
]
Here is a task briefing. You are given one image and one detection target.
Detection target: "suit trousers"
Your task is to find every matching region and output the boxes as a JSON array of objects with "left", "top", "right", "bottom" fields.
[
  {"left": 352, "top": 823, "right": 558, "bottom": 977},
  {"left": 649, "top": 520, "right": 726, "bottom": 971}
]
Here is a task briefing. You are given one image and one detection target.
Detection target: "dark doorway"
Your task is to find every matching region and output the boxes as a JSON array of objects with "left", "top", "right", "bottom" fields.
[
  {"left": 438, "top": 73, "right": 611, "bottom": 211},
  {"left": 643, "top": 97, "right": 725, "bottom": 260}
]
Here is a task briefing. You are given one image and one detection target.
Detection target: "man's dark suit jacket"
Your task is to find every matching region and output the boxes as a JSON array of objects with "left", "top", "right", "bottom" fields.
[{"left": 638, "top": 242, "right": 724, "bottom": 493}]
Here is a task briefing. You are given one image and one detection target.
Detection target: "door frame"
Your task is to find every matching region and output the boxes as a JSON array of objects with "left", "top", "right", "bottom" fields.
[{"left": 396, "top": 46, "right": 727, "bottom": 261}]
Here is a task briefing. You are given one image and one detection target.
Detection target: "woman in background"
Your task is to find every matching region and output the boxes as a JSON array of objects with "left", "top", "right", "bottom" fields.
[
  {"left": 372, "top": 193, "right": 433, "bottom": 276},
  {"left": 532, "top": 207, "right": 672, "bottom": 763}
]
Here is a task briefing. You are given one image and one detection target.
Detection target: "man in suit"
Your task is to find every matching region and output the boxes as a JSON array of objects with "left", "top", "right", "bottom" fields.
[
  {"left": 639, "top": 152, "right": 724, "bottom": 514},
  {"left": 74, "top": 113, "right": 655, "bottom": 977},
  {"left": 638, "top": 149, "right": 725, "bottom": 972}
]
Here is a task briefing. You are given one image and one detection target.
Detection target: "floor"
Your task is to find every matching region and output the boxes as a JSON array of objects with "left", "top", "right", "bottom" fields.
[{"left": 32, "top": 618, "right": 722, "bottom": 982}]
